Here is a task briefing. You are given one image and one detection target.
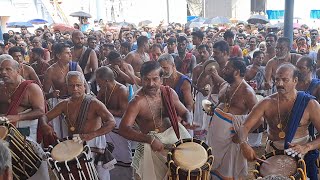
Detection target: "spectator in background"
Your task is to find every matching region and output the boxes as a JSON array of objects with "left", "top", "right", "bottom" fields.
[
  {"left": 35, "top": 27, "right": 44, "bottom": 37},
  {"left": 120, "top": 41, "right": 131, "bottom": 58},
  {"left": 164, "top": 37, "right": 177, "bottom": 54},
  {"left": 224, "top": 30, "right": 243, "bottom": 58},
  {"left": 149, "top": 43, "right": 163, "bottom": 61},
  {"left": 236, "top": 33, "right": 247, "bottom": 49},
  {"left": 191, "top": 30, "right": 204, "bottom": 62},
  {"left": 20, "top": 25, "right": 28, "bottom": 37}
]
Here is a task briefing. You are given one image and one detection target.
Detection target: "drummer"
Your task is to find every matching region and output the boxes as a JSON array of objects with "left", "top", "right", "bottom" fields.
[
  {"left": 95, "top": 66, "right": 133, "bottom": 179},
  {"left": 204, "top": 58, "right": 258, "bottom": 179},
  {"left": 239, "top": 64, "right": 320, "bottom": 180},
  {"left": 39, "top": 71, "right": 116, "bottom": 180},
  {"left": 119, "top": 61, "right": 194, "bottom": 180},
  {"left": 0, "top": 59, "right": 50, "bottom": 179}
]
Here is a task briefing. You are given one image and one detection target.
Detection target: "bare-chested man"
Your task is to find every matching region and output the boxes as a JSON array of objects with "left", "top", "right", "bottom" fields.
[
  {"left": 204, "top": 59, "right": 258, "bottom": 179},
  {"left": 191, "top": 44, "right": 212, "bottom": 140},
  {"left": 296, "top": 56, "right": 320, "bottom": 101},
  {"left": 119, "top": 61, "right": 193, "bottom": 180},
  {"left": 262, "top": 33, "right": 277, "bottom": 66},
  {"left": 40, "top": 71, "right": 116, "bottom": 180},
  {"left": 95, "top": 66, "right": 133, "bottom": 180},
  {"left": 173, "top": 36, "right": 196, "bottom": 78},
  {"left": 31, "top": 37, "right": 50, "bottom": 61},
  {"left": 43, "top": 43, "right": 85, "bottom": 138},
  {"left": 71, "top": 30, "right": 98, "bottom": 84},
  {"left": 0, "top": 59, "right": 49, "bottom": 180},
  {"left": 107, "top": 50, "right": 138, "bottom": 86},
  {"left": 124, "top": 35, "right": 150, "bottom": 78},
  {"left": 239, "top": 64, "right": 320, "bottom": 179},
  {"left": 8, "top": 46, "right": 41, "bottom": 85},
  {"left": 30, "top": 48, "right": 50, "bottom": 84},
  {"left": 197, "top": 40, "right": 230, "bottom": 95},
  {"left": 158, "top": 53, "right": 193, "bottom": 111},
  {"left": 265, "top": 37, "right": 302, "bottom": 92}
]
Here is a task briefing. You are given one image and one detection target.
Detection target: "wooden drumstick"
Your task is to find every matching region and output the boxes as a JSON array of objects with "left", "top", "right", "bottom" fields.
[{"left": 255, "top": 157, "right": 271, "bottom": 165}]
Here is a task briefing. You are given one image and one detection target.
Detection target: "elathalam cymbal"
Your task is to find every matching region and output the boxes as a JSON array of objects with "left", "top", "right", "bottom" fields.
[{"left": 203, "top": 60, "right": 220, "bottom": 73}]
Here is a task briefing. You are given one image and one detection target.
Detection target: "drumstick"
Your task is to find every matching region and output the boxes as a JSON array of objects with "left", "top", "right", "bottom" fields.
[{"left": 255, "top": 157, "right": 271, "bottom": 165}]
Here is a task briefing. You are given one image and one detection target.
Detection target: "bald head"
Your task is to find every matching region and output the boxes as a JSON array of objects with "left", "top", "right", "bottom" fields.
[
  {"left": 95, "top": 66, "right": 115, "bottom": 81},
  {"left": 276, "top": 63, "right": 300, "bottom": 79},
  {"left": 72, "top": 30, "right": 83, "bottom": 38},
  {"left": 72, "top": 30, "right": 85, "bottom": 48}
]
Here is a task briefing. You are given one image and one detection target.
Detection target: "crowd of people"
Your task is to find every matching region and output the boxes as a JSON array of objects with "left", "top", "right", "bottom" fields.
[{"left": 0, "top": 21, "right": 320, "bottom": 180}]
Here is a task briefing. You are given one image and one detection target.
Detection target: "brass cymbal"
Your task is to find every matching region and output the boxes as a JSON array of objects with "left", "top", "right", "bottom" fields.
[{"left": 203, "top": 60, "right": 220, "bottom": 73}]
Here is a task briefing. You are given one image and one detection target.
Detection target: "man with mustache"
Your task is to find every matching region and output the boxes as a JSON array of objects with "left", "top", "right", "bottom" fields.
[
  {"left": 296, "top": 56, "right": 320, "bottom": 101},
  {"left": 71, "top": 30, "right": 98, "bottom": 90},
  {"left": 245, "top": 50, "right": 266, "bottom": 95},
  {"left": 204, "top": 58, "right": 258, "bottom": 179},
  {"left": 158, "top": 53, "right": 193, "bottom": 111},
  {"left": 264, "top": 37, "right": 302, "bottom": 92},
  {"left": 191, "top": 44, "right": 212, "bottom": 140},
  {"left": 172, "top": 36, "right": 196, "bottom": 78},
  {"left": 119, "top": 61, "right": 192, "bottom": 180},
  {"left": 239, "top": 64, "right": 320, "bottom": 180},
  {"left": 262, "top": 33, "right": 277, "bottom": 66}
]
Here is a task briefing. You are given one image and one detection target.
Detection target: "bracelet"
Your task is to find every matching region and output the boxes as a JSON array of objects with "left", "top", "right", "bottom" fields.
[{"left": 150, "top": 137, "right": 156, "bottom": 145}]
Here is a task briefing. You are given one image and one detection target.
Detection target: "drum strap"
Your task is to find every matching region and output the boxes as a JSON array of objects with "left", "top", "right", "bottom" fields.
[
  {"left": 6, "top": 80, "right": 35, "bottom": 117},
  {"left": 160, "top": 85, "right": 180, "bottom": 139},
  {"left": 75, "top": 95, "right": 93, "bottom": 134}
]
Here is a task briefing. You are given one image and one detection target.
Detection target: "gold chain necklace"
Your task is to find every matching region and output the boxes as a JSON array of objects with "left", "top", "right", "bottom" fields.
[
  {"left": 105, "top": 83, "right": 117, "bottom": 106},
  {"left": 277, "top": 93, "right": 296, "bottom": 139},
  {"left": 57, "top": 63, "right": 68, "bottom": 76},
  {"left": 144, "top": 90, "right": 162, "bottom": 133},
  {"left": 66, "top": 96, "right": 85, "bottom": 132},
  {"left": 5, "top": 79, "right": 23, "bottom": 103},
  {"left": 223, "top": 80, "right": 243, "bottom": 112}
]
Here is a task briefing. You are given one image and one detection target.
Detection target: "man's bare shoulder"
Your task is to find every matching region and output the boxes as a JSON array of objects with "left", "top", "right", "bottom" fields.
[
  {"left": 193, "top": 64, "right": 203, "bottom": 72},
  {"left": 23, "top": 64, "right": 35, "bottom": 71},
  {"left": 129, "top": 90, "right": 144, "bottom": 105},
  {"left": 266, "top": 57, "right": 278, "bottom": 65},
  {"left": 118, "top": 83, "right": 128, "bottom": 93},
  {"left": 46, "top": 63, "right": 57, "bottom": 73},
  {"left": 26, "top": 82, "right": 43, "bottom": 93}
]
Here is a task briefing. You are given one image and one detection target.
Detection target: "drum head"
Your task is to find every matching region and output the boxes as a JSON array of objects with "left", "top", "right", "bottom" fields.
[
  {"left": 260, "top": 155, "right": 298, "bottom": 177},
  {"left": 173, "top": 142, "right": 207, "bottom": 170},
  {"left": 51, "top": 140, "right": 84, "bottom": 162},
  {"left": 0, "top": 126, "right": 8, "bottom": 140}
]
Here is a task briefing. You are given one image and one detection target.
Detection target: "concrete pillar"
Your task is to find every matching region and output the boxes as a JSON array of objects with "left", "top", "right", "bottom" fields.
[
  {"left": 284, "top": 0, "right": 294, "bottom": 47},
  {"left": 96, "top": 0, "right": 105, "bottom": 21}
]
